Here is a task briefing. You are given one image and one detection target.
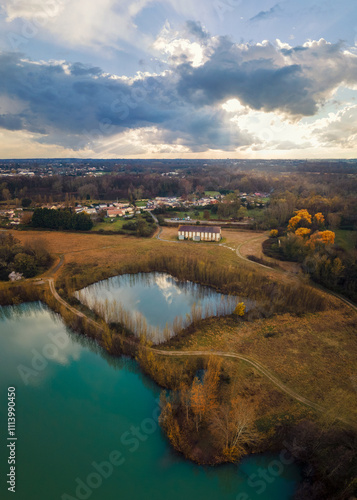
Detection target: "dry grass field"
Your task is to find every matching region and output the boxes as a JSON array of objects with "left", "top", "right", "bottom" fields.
[
  {"left": 166, "top": 308, "right": 357, "bottom": 422},
  {"left": 8, "top": 228, "right": 357, "bottom": 423},
  {"left": 9, "top": 229, "right": 237, "bottom": 281}
]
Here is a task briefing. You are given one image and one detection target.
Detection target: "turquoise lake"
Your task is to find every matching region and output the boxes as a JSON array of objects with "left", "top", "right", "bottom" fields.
[{"left": 0, "top": 302, "right": 301, "bottom": 500}]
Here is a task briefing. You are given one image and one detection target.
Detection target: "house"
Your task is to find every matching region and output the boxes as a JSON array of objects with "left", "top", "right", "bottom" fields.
[
  {"left": 113, "top": 202, "right": 129, "bottom": 209},
  {"left": 178, "top": 225, "right": 221, "bottom": 242},
  {"left": 107, "top": 208, "right": 125, "bottom": 217}
]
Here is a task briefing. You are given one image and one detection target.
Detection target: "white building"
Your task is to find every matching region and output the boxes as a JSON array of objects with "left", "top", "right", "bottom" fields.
[{"left": 178, "top": 225, "right": 221, "bottom": 241}]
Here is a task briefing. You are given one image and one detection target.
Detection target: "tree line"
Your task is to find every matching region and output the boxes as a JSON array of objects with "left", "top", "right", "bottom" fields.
[{"left": 31, "top": 208, "right": 93, "bottom": 231}]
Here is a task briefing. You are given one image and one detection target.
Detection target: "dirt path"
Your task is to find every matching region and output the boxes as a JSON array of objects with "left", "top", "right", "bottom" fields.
[
  {"left": 44, "top": 275, "right": 357, "bottom": 426},
  {"left": 154, "top": 349, "right": 327, "bottom": 413},
  {"left": 20, "top": 227, "right": 355, "bottom": 424},
  {"left": 234, "top": 233, "right": 357, "bottom": 312}
]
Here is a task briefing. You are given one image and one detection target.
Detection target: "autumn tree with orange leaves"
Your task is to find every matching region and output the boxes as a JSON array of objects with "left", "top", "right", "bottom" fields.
[
  {"left": 265, "top": 206, "right": 353, "bottom": 300},
  {"left": 295, "top": 227, "right": 311, "bottom": 238},
  {"left": 287, "top": 209, "right": 312, "bottom": 231},
  {"left": 308, "top": 230, "right": 335, "bottom": 248},
  {"left": 191, "top": 356, "right": 221, "bottom": 430},
  {"left": 287, "top": 208, "right": 333, "bottom": 248}
]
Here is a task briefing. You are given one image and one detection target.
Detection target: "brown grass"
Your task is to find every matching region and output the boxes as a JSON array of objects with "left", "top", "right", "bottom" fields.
[
  {"left": 8, "top": 229, "right": 355, "bottom": 422},
  {"left": 10, "top": 229, "right": 242, "bottom": 283},
  {"left": 235, "top": 231, "right": 301, "bottom": 274},
  {"left": 166, "top": 307, "right": 357, "bottom": 421}
]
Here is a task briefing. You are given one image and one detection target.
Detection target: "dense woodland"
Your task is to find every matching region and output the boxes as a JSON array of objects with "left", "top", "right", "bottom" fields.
[
  {"left": 32, "top": 208, "right": 93, "bottom": 231},
  {"left": 0, "top": 233, "right": 52, "bottom": 279}
]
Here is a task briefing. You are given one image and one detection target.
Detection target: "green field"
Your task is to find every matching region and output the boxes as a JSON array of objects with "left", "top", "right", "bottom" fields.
[
  {"left": 92, "top": 218, "right": 127, "bottom": 232},
  {"left": 204, "top": 191, "right": 220, "bottom": 197},
  {"left": 136, "top": 200, "right": 148, "bottom": 207},
  {"left": 167, "top": 209, "right": 220, "bottom": 221},
  {"left": 335, "top": 229, "right": 357, "bottom": 252},
  {"left": 186, "top": 209, "right": 219, "bottom": 220}
]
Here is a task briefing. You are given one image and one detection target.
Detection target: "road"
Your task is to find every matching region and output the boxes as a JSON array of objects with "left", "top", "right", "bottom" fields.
[{"left": 164, "top": 218, "right": 250, "bottom": 226}]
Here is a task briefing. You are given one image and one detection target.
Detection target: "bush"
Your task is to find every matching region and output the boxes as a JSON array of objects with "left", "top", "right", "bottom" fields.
[
  {"left": 13, "top": 253, "right": 37, "bottom": 278},
  {"left": 122, "top": 220, "right": 137, "bottom": 231},
  {"left": 0, "top": 259, "right": 9, "bottom": 280}
]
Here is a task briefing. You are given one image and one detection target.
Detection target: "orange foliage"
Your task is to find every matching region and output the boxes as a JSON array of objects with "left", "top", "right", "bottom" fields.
[
  {"left": 287, "top": 215, "right": 301, "bottom": 231},
  {"left": 295, "top": 227, "right": 311, "bottom": 238},
  {"left": 190, "top": 377, "right": 206, "bottom": 430},
  {"left": 203, "top": 356, "right": 221, "bottom": 410},
  {"left": 309, "top": 230, "right": 335, "bottom": 248},
  {"left": 190, "top": 357, "right": 222, "bottom": 430},
  {"left": 314, "top": 212, "right": 325, "bottom": 225},
  {"left": 269, "top": 229, "right": 278, "bottom": 238},
  {"left": 233, "top": 302, "right": 246, "bottom": 316},
  {"left": 287, "top": 209, "right": 312, "bottom": 231},
  {"left": 160, "top": 401, "right": 182, "bottom": 449},
  {"left": 318, "top": 230, "right": 335, "bottom": 245},
  {"left": 296, "top": 209, "right": 312, "bottom": 224}
]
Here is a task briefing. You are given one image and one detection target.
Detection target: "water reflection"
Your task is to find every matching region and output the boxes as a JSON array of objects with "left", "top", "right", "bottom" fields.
[
  {"left": 75, "top": 272, "right": 254, "bottom": 343},
  {"left": 0, "top": 302, "right": 301, "bottom": 500}
]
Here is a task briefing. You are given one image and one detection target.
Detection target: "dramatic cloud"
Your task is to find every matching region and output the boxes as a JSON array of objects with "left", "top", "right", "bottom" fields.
[
  {"left": 1, "top": 0, "right": 154, "bottom": 52},
  {"left": 0, "top": 24, "right": 356, "bottom": 157}
]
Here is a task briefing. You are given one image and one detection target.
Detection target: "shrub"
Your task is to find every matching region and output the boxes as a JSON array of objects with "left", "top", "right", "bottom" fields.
[{"left": 13, "top": 253, "right": 37, "bottom": 278}]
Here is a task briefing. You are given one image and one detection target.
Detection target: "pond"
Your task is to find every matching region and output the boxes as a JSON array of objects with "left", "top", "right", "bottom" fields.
[
  {"left": 0, "top": 302, "right": 301, "bottom": 500},
  {"left": 75, "top": 272, "right": 253, "bottom": 342}
]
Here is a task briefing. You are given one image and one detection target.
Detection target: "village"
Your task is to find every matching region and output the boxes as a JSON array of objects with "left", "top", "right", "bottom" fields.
[{"left": 0, "top": 191, "right": 269, "bottom": 229}]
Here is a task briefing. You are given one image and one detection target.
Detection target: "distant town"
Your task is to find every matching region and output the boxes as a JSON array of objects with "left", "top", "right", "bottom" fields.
[{"left": 0, "top": 158, "right": 356, "bottom": 177}]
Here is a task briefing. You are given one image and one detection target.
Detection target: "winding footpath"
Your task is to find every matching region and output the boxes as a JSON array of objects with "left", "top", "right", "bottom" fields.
[
  {"left": 28, "top": 224, "right": 355, "bottom": 427},
  {"left": 235, "top": 233, "right": 357, "bottom": 313},
  {"left": 45, "top": 276, "right": 356, "bottom": 427}
]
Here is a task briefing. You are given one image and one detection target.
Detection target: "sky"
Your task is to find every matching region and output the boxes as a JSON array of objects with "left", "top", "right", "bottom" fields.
[{"left": 0, "top": 0, "right": 356, "bottom": 159}]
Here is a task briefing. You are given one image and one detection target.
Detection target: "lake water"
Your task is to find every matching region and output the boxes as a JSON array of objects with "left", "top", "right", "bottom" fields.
[
  {"left": 0, "top": 302, "right": 301, "bottom": 500},
  {"left": 75, "top": 272, "right": 252, "bottom": 342}
]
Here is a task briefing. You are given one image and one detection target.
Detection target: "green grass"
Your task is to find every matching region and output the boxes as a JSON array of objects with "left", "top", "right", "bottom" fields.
[
  {"left": 92, "top": 218, "right": 127, "bottom": 232},
  {"left": 204, "top": 191, "right": 220, "bottom": 197},
  {"left": 136, "top": 200, "right": 148, "bottom": 207},
  {"left": 169, "top": 210, "right": 220, "bottom": 221},
  {"left": 246, "top": 207, "right": 265, "bottom": 218},
  {"left": 334, "top": 229, "right": 357, "bottom": 252}
]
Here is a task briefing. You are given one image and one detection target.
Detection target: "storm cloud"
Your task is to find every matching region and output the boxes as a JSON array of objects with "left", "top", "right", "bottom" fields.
[{"left": 0, "top": 30, "right": 356, "bottom": 153}]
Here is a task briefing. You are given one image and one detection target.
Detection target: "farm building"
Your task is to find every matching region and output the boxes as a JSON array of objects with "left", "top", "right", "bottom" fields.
[{"left": 178, "top": 225, "right": 221, "bottom": 241}]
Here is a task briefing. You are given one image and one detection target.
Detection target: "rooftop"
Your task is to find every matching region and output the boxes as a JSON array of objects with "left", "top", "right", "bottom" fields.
[{"left": 178, "top": 225, "right": 221, "bottom": 233}]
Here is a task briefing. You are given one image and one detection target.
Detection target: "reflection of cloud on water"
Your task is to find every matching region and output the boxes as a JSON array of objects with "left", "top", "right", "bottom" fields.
[
  {"left": 8, "top": 312, "right": 82, "bottom": 367},
  {"left": 0, "top": 304, "right": 84, "bottom": 389},
  {"left": 154, "top": 274, "right": 182, "bottom": 305},
  {"left": 75, "top": 272, "right": 252, "bottom": 343}
]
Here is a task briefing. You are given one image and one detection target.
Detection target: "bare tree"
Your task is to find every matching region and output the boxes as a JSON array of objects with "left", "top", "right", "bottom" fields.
[{"left": 209, "top": 397, "right": 259, "bottom": 460}]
